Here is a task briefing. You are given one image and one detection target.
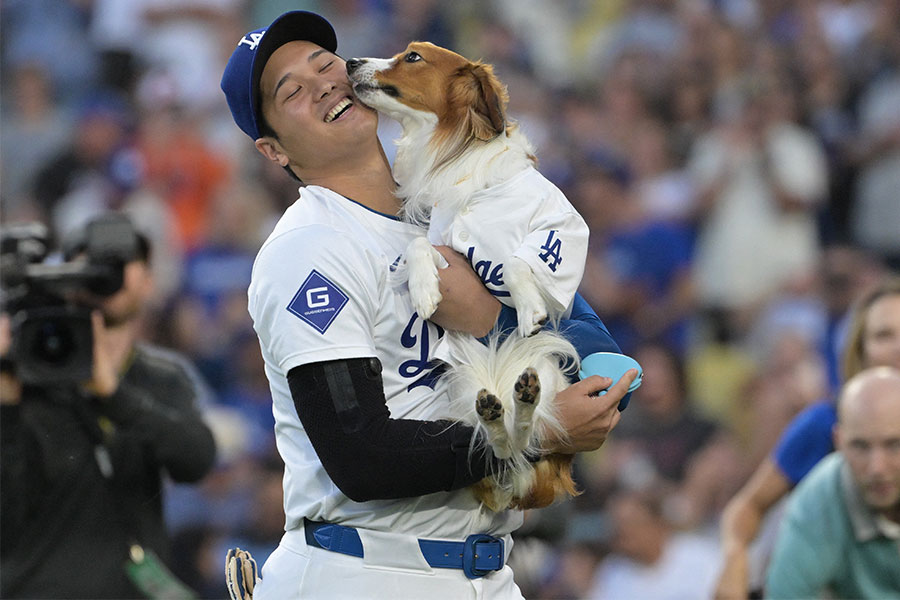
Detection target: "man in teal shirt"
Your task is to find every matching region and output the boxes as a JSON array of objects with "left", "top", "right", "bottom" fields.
[{"left": 766, "top": 366, "right": 900, "bottom": 598}]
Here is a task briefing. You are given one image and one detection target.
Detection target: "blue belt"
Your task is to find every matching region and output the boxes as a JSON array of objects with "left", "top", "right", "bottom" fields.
[{"left": 303, "top": 518, "right": 505, "bottom": 579}]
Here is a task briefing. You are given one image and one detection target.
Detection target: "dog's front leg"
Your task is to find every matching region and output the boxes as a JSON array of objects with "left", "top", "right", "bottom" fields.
[
  {"left": 504, "top": 257, "right": 548, "bottom": 337},
  {"left": 512, "top": 367, "right": 541, "bottom": 451},
  {"left": 406, "top": 236, "right": 446, "bottom": 319}
]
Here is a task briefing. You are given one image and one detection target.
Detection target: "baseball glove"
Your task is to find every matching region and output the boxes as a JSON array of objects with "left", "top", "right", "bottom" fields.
[{"left": 225, "top": 547, "right": 259, "bottom": 600}]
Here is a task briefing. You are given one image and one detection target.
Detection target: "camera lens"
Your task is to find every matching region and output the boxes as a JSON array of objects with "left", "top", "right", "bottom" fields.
[
  {"left": 13, "top": 306, "right": 93, "bottom": 385},
  {"left": 31, "top": 319, "right": 77, "bottom": 365}
]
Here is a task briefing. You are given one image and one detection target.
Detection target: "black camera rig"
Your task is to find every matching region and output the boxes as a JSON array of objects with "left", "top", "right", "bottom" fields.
[{"left": 0, "top": 214, "right": 140, "bottom": 386}]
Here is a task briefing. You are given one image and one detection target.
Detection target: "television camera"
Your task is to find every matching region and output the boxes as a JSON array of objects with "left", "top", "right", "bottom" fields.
[{"left": 0, "top": 215, "right": 140, "bottom": 386}]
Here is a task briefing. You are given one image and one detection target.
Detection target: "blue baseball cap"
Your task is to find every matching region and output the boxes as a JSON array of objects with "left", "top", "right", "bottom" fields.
[{"left": 221, "top": 11, "right": 337, "bottom": 140}]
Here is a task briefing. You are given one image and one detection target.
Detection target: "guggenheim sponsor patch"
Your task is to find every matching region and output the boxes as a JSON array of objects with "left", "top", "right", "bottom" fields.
[{"left": 287, "top": 270, "right": 349, "bottom": 333}]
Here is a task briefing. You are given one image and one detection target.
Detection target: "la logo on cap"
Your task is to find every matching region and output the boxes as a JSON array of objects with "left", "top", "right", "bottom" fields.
[{"left": 239, "top": 31, "right": 266, "bottom": 51}]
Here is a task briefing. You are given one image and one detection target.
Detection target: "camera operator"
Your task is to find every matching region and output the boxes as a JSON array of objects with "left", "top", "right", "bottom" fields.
[{"left": 0, "top": 217, "right": 217, "bottom": 599}]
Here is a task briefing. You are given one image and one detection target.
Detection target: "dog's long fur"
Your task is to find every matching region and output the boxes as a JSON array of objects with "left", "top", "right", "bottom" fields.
[
  {"left": 440, "top": 330, "right": 577, "bottom": 510},
  {"left": 348, "top": 42, "right": 584, "bottom": 511}
]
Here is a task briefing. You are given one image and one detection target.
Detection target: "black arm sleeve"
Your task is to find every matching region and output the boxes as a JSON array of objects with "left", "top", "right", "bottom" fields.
[{"left": 288, "top": 357, "right": 503, "bottom": 502}]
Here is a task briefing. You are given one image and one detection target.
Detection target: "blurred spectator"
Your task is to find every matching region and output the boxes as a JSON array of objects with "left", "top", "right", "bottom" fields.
[
  {"left": 585, "top": 489, "right": 722, "bottom": 600},
  {"left": 577, "top": 152, "right": 695, "bottom": 355},
  {"left": 607, "top": 341, "right": 723, "bottom": 485},
  {"left": 1, "top": 0, "right": 99, "bottom": 105},
  {"left": 170, "top": 178, "right": 271, "bottom": 391},
  {"left": 0, "top": 64, "right": 73, "bottom": 213},
  {"left": 103, "top": 0, "right": 241, "bottom": 112},
  {"left": 795, "top": 29, "right": 857, "bottom": 242},
  {"left": 815, "top": 0, "right": 877, "bottom": 59},
  {"left": 629, "top": 117, "right": 697, "bottom": 224},
  {"left": 684, "top": 313, "right": 758, "bottom": 429},
  {"left": 169, "top": 459, "right": 284, "bottom": 599},
  {"left": 535, "top": 541, "right": 605, "bottom": 600},
  {"left": 89, "top": 0, "right": 144, "bottom": 95},
  {"left": 30, "top": 91, "right": 142, "bottom": 240},
  {"left": 575, "top": 338, "right": 744, "bottom": 549},
  {"left": 383, "top": 0, "right": 456, "bottom": 53},
  {"left": 689, "top": 73, "right": 829, "bottom": 336},
  {"left": 739, "top": 332, "right": 829, "bottom": 469},
  {"left": 715, "top": 276, "right": 900, "bottom": 599},
  {"left": 135, "top": 97, "right": 231, "bottom": 251},
  {"left": 216, "top": 333, "right": 276, "bottom": 455},
  {"left": 765, "top": 367, "right": 900, "bottom": 598},
  {"left": 169, "top": 524, "right": 228, "bottom": 599},
  {"left": 223, "top": 460, "right": 286, "bottom": 565},
  {"left": 817, "top": 244, "right": 887, "bottom": 389},
  {"left": 490, "top": 0, "right": 577, "bottom": 88},
  {"left": 850, "top": 66, "right": 900, "bottom": 267}
]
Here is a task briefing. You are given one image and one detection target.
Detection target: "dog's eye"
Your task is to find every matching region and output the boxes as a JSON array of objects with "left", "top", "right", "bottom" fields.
[{"left": 404, "top": 52, "right": 422, "bottom": 63}]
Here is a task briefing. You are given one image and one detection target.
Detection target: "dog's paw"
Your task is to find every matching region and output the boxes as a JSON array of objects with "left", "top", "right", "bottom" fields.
[
  {"left": 503, "top": 257, "right": 548, "bottom": 336},
  {"left": 409, "top": 275, "right": 442, "bottom": 319},
  {"left": 514, "top": 367, "right": 540, "bottom": 405},
  {"left": 516, "top": 306, "right": 547, "bottom": 337},
  {"left": 406, "top": 238, "right": 443, "bottom": 319},
  {"left": 476, "top": 389, "right": 504, "bottom": 421},
  {"left": 476, "top": 389, "right": 511, "bottom": 458},
  {"left": 512, "top": 368, "right": 541, "bottom": 448}
]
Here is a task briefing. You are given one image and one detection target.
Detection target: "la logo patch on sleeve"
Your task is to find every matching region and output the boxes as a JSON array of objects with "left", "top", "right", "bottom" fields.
[{"left": 286, "top": 270, "right": 349, "bottom": 333}]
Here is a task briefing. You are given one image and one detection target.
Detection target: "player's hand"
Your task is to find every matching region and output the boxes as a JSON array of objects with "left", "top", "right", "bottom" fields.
[
  {"left": 429, "top": 245, "right": 501, "bottom": 337},
  {"left": 84, "top": 311, "right": 121, "bottom": 398},
  {"left": 548, "top": 370, "right": 638, "bottom": 453}
]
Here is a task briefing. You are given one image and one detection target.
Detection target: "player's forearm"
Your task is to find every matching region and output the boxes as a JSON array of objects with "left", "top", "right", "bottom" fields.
[{"left": 288, "top": 358, "right": 503, "bottom": 501}]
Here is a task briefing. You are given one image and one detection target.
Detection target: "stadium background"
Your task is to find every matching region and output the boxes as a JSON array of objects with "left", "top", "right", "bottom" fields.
[{"left": 2, "top": 0, "right": 898, "bottom": 597}]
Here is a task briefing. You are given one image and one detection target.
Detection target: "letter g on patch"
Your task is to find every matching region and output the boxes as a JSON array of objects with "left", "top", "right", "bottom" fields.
[{"left": 287, "top": 270, "right": 348, "bottom": 333}]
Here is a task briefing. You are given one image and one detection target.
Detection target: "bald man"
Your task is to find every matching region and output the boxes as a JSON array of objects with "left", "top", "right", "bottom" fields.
[{"left": 766, "top": 367, "right": 900, "bottom": 599}]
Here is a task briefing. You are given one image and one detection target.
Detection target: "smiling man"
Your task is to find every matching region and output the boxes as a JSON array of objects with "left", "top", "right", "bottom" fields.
[
  {"left": 766, "top": 366, "right": 900, "bottom": 598},
  {"left": 219, "top": 11, "right": 634, "bottom": 599}
]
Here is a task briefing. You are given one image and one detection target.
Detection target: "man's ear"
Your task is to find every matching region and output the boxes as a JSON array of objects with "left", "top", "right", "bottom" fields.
[
  {"left": 833, "top": 424, "right": 842, "bottom": 451},
  {"left": 255, "top": 137, "right": 290, "bottom": 168}
]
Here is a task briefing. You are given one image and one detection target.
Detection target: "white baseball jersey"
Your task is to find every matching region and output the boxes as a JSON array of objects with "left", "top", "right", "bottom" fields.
[
  {"left": 248, "top": 185, "right": 521, "bottom": 540},
  {"left": 427, "top": 166, "right": 589, "bottom": 316}
]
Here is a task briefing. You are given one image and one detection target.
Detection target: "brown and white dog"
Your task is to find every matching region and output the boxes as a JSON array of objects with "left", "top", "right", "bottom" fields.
[{"left": 347, "top": 42, "right": 591, "bottom": 511}]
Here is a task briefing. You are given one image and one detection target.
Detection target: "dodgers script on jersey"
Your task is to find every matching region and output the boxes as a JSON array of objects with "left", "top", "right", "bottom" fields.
[
  {"left": 427, "top": 166, "right": 589, "bottom": 316},
  {"left": 247, "top": 186, "right": 521, "bottom": 541}
]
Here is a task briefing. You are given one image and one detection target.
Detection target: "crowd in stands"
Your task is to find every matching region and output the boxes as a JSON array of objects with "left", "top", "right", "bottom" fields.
[{"left": 2, "top": 0, "right": 898, "bottom": 597}]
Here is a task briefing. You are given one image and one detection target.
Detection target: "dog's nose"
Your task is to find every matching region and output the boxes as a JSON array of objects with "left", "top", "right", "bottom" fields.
[{"left": 346, "top": 58, "right": 363, "bottom": 75}]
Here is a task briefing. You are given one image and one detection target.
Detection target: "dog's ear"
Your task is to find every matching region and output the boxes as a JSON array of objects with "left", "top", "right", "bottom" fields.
[{"left": 462, "top": 63, "right": 507, "bottom": 141}]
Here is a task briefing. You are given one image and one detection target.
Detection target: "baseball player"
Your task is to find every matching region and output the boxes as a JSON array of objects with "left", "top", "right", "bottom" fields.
[{"left": 220, "top": 10, "right": 637, "bottom": 599}]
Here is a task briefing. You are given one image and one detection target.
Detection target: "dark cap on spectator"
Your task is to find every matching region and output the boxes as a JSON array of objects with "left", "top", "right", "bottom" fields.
[{"left": 220, "top": 11, "right": 337, "bottom": 140}]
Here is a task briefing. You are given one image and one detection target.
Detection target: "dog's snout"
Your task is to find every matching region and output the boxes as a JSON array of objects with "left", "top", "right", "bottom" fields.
[{"left": 346, "top": 58, "right": 363, "bottom": 75}]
